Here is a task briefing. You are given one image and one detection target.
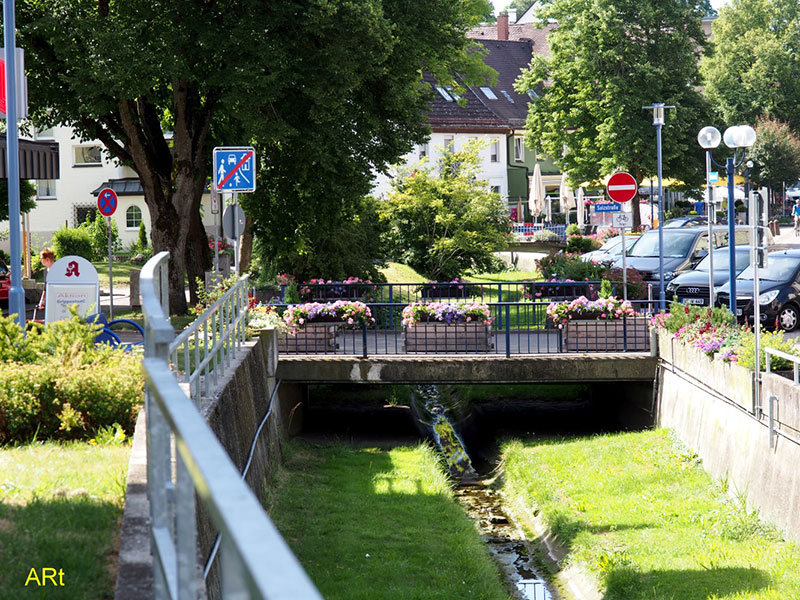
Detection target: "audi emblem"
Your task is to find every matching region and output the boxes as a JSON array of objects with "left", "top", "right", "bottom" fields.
[{"left": 686, "top": 287, "right": 700, "bottom": 294}]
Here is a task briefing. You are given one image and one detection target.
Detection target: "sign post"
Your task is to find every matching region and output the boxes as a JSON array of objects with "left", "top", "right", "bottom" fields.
[
  {"left": 44, "top": 256, "right": 100, "bottom": 324},
  {"left": 213, "top": 147, "right": 256, "bottom": 275},
  {"left": 97, "top": 187, "right": 118, "bottom": 319},
  {"left": 606, "top": 173, "right": 638, "bottom": 302},
  {"left": 211, "top": 188, "right": 220, "bottom": 274}
]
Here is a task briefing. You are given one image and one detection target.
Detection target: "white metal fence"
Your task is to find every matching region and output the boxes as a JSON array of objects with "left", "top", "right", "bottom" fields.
[{"left": 141, "top": 251, "right": 322, "bottom": 599}]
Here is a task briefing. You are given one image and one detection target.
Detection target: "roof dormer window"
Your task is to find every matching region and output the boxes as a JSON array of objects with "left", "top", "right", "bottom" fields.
[
  {"left": 435, "top": 86, "right": 454, "bottom": 102},
  {"left": 500, "top": 90, "right": 515, "bottom": 104},
  {"left": 480, "top": 87, "right": 498, "bottom": 100}
]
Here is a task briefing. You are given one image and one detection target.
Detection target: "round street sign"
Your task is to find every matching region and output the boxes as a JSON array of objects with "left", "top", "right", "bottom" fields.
[
  {"left": 97, "top": 188, "right": 119, "bottom": 216},
  {"left": 606, "top": 172, "right": 638, "bottom": 203}
]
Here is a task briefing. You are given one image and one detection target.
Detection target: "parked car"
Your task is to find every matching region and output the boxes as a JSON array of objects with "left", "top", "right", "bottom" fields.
[
  {"left": 787, "top": 180, "right": 800, "bottom": 201},
  {"left": 664, "top": 246, "right": 752, "bottom": 306},
  {"left": 611, "top": 226, "right": 757, "bottom": 294},
  {"left": 716, "top": 249, "right": 800, "bottom": 331},
  {"left": 0, "top": 260, "right": 8, "bottom": 306},
  {"left": 581, "top": 234, "right": 638, "bottom": 265},
  {"left": 663, "top": 216, "right": 709, "bottom": 228}
]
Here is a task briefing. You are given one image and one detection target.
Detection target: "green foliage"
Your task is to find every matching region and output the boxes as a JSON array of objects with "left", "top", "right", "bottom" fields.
[
  {"left": 533, "top": 230, "right": 561, "bottom": 242},
  {"left": 660, "top": 301, "right": 736, "bottom": 334},
  {"left": 566, "top": 223, "right": 582, "bottom": 236},
  {"left": 536, "top": 252, "right": 605, "bottom": 280},
  {"left": 52, "top": 225, "right": 93, "bottom": 261},
  {"left": 136, "top": 220, "right": 148, "bottom": 251},
  {"left": 599, "top": 279, "right": 613, "bottom": 298},
  {"left": 748, "top": 116, "right": 800, "bottom": 192},
  {"left": 515, "top": 0, "right": 709, "bottom": 230},
  {"left": 603, "top": 267, "right": 647, "bottom": 300},
  {"left": 85, "top": 210, "right": 122, "bottom": 261},
  {"left": 702, "top": 0, "right": 800, "bottom": 133},
  {"left": 380, "top": 144, "right": 511, "bottom": 280},
  {"left": 0, "top": 312, "right": 142, "bottom": 443},
  {"left": 193, "top": 273, "right": 240, "bottom": 315},
  {"left": 284, "top": 281, "right": 301, "bottom": 305},
  {"left": 735, "top": 327, "right": 800, "bottom": 371},
  {"left": 0, "top": 179, "right": 37, "bottom": 221},
  {"left": 565, "top": 235, "right": 596, "bottom": 253},
  {"left": 251, "top": 195, "right": 387, "bottom": 282}
]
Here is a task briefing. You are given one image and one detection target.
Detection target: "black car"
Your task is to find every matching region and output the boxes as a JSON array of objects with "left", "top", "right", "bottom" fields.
[
  {"left": 663, "top": 216, "right": 710, "bottom": 228},
  {"left": 665, "top": 246, "right": 752, "bottom": 306},
  {"left": 717, "top": 249, "right": 800, "bottom": 331}
]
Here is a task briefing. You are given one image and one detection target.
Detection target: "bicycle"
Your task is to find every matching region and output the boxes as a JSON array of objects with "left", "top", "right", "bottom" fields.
[{"left": 795, "top": 216, "right": 800, "bottom": 237}]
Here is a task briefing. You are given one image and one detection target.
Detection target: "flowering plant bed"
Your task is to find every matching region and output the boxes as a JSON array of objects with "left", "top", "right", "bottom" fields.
[
  {"left": 546, "top": 296, "right": 636, "bottom": 326},
  {"left": 282, "top": 301, "right": 375, "bottom": 333},
  {"left": 522, "top": 279, "right": 599, "bottom": 301},
  {"left": 401, "top": 301, "right": 493, "bottom": 326},
  {"left": 418, "top": 279, "right": 482, "bottom": 299}
]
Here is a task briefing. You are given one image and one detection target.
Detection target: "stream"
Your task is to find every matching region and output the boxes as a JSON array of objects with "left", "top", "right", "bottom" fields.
[{"left": 411, "top": 385, "right": 554, "bottom": 600}]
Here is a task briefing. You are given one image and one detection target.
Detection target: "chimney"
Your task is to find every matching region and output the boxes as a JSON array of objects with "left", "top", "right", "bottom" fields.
[
  {"left": 498, "top": 11, "right": 509, "bottom": 40},
  {"left": 508, "top": 8, "right": 517, "bottom": 23}
]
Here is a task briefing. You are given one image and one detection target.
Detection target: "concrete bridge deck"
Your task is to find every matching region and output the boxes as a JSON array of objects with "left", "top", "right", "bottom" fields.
[{"left": 275, "top": 353, "right": 657, "bottom": 384}]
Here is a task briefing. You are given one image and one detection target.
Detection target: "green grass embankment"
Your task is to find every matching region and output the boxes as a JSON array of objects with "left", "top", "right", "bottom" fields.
[
  {"left": 501, "top": 429, "right": 800, "bottom": 600},
  {"left": 266, "top": 441, "right": 513, "bottom": 600}
]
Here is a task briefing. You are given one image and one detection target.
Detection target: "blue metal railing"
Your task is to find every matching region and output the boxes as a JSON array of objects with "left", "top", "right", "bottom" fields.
[
  {"left": 510, "top": 223, "right": 568, "bottom": 241},
  {"left": 274, "top": 300, "right": 658, "bottom": 357}
]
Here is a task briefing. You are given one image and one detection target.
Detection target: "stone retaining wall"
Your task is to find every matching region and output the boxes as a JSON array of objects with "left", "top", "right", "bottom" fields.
[{"left": 657, "top": 330, "right": 800, "bottom": 541}]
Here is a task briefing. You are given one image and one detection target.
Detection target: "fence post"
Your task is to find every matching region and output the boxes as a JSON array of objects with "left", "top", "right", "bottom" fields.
[
  {"left": 497, "top": 286, "right": 503, "bottom": 329},
  {"left": 505, "top": 304, "right": 511, "bottom": 358}
]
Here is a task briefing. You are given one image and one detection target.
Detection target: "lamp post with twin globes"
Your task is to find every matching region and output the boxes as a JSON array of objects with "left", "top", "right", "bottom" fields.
[{"left": 697, "top": 124, "right": 757, "bottom": 315}]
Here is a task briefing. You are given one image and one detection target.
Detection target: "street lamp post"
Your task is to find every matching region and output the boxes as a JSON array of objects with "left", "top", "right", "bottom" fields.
[
  {"left": 644, "top": 103, "right": 674, "bottom": 311},
  {"left": 697, "top": 125, "right": 757, "bottom": 315},
  {"left": 698, "top": 126, "right": 721, "bottom": 307}
]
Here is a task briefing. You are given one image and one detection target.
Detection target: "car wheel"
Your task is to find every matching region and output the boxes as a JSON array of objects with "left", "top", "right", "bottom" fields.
[{"left": 778, "top": 304, "right": 799, "bottom": 332}]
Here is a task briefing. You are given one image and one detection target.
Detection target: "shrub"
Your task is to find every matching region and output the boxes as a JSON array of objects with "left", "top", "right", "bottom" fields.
[
  {"left": 735, "top": 328, "right": 800, "bottom": 371},
  {"left": 565, "top": 235, "right": 596, "bottom": 253},
  {"left": 536, "top": 252, "right": 605, "bottom": 281},
  {"left": 86, "top": 210, "right": 122, "bottom": 260},
  {"left": 533, "top": 230, "right": 561, "bottom": 242},
  {"left": 651, "top": 302, "right": 735, "bottom": 335},
  {"left": 0, "top": 313, "right": 142, "bottom": 443},
  {"left": 52, "top": 225, "right": 93, "bottom": 260},
  {"left": 566, "top": 223, "right": 581, "bottom": 236},
  {"left": 601, "top": 267, "right": 647, "bottom": 300}
]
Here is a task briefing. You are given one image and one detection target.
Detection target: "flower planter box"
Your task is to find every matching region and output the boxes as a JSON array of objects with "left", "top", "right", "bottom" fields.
[
  {"left": 278, "top": 323, "right": 338, "bottom": 354},
  {"left": 420, "top": 284, "right": 477, "bottom": 299},
  {"left": 404, "top": 322, "right": 493, "bottom": 353},
  {"left": 564, "top": 317, "right": 649, "bottom": 352}
]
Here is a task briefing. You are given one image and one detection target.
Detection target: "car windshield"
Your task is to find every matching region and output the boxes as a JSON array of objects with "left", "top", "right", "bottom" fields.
[
  {"left": 599, "top": 236, "right": 622, "bottom": 251},
  {"left": 694, "top": 249, "right": 750, "bottom": 273},
  {"left": 738, "top": 256, "right": 800, "bottom": 281},
  {"left": 628, "top": 231, "right": 696, "bottom": 258}
]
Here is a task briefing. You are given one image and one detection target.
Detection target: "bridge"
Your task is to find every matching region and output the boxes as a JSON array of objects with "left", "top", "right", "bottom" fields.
[{"left": 276, "top": 353, "right": 657, "bottom": 383}]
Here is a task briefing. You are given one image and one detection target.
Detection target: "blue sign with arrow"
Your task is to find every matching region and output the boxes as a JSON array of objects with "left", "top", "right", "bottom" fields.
[{"left": 213, "top": 146, "right": 256, "bottom": 192}]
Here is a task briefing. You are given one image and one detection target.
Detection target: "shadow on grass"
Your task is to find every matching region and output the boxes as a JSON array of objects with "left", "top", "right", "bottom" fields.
[
  {"left": 603, "top": 566, "right": 772, "bottom": 600},
  {"left": 0, "top": 495, "right": 121, "bottom": 600}
]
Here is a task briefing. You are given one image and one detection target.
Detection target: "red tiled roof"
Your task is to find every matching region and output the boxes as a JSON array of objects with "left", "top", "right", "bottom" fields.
[{"left": 467, "top": 23, "right": 556, "bottom": 56}]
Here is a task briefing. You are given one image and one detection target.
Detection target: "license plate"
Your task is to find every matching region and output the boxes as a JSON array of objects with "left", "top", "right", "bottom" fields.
[{"left": 682, "top": 298, "right": 705, "bottom": 305}]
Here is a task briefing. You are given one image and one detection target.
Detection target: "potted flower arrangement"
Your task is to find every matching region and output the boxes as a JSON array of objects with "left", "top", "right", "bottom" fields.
[
  {"left": 299, "top": 277, "right": 378, "bottom": 302},
  {"left": 402, "top": 301, "right": 493, "bottom": 353},
  {"left": 278, "top": 300, "right": 374, "bottom": 353},
  {"left": 546, "top": 295, "right": 647, "bottom": 351}
]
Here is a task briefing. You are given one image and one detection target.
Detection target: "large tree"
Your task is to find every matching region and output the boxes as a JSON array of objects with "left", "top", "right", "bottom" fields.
[
  {"left": 515, "top": 0, "right": 711, "bottom": 229},
  {"left": 702, "top": 0, "right": 800, "bottom": 133},
  {"left": 748, "top": 117, "right": 800, "bottom": 202},
  {"left": 12, "top": 0, "right": 490, "bottom": 313}
]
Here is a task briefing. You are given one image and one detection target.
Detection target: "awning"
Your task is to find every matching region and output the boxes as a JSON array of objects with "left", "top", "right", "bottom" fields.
[
  {"left": 90, "top": 177, "right": 143, "bottom": 196},
  {"left": 0, "top": 137, "right": 59, "bottom": 179}
]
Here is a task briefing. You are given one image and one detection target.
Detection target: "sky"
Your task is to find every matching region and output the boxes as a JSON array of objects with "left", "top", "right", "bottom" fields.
[{"left": 490, "top": 0, "right": 729, "bottom": 17}]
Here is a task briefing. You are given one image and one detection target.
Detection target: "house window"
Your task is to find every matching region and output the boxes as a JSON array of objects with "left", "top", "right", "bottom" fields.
[
  {"left": 73, "top": 145, "right": 102, "bottom": 166},
  {"left": 480, "top": 87, "right": 498, "bottom": 100},
  {"left": 435, "top": 86, "right": 454, "bottom": 102},
  {"left": 490, "top": 140, "right": 500, "bottom": 163},
  {"left": 419, "top": 143, "right": 429, "bottom": 159},
  {"left": 75, "top": 205, "right": 98, "bottom": 226},
  {"left": 443, "top": 136, "right": 454, "bottom": 153},
  {"left": 514, "top": 136, "right": 525, "bottom": 162},
  {"left": 36, "top": 180, "right": 57, "bottom": 199},
  {"left": 126, "top": 205, "right": 143, "bottom": 229},
  {"left": 491, "top": 185, "right": 501, "bottom": 195},
  {"left": 35, "top": 127, "right": 55, "bottom": 139}
]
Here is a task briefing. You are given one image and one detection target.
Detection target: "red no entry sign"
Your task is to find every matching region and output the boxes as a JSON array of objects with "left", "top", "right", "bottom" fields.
[
  {"left": 97, "top": 188, "right": 118, "bottom": 216},
  {"left": 606, "top": 172, "right": 638, "bottom": 203}
]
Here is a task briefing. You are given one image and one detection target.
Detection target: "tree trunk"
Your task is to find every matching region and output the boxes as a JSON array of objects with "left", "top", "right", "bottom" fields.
[
  {"left": 239, "top": 215, "right": 254, "bottom": 274},
  {"left": 186, "top": 211, "right": 212, "bottom": 303}
]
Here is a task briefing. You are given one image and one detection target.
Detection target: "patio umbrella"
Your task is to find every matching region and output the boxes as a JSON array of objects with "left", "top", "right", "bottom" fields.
[
  {"left": 559, "top": 173, "right": 575, "bottom": 222},
  {"left": 529, "top": 163, "right": 545, "bottom": 219},
  {"left": 576, "top": 187, "right": 585, "bottom": 229}
]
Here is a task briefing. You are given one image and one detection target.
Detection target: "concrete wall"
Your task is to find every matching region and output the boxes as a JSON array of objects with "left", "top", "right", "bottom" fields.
[
  {"left": 657, "top": 330, "right": 800, "bottom": 542},
  {"left": 197, "top": 328, "right": 300, "bottom": 599}
]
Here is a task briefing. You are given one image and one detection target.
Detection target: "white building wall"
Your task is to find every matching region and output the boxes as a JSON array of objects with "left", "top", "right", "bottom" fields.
[
  {"left": 371, "top": 132, "right": 508, "bottom": 201},
  {"left": 2, "top": 126, "right": 217, "bottom": 253}
]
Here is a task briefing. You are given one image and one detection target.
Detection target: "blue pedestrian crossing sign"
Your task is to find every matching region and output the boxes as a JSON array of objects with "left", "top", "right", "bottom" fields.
[{"left": 213, "top": 146, "right": 256, "bottom": 192}]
